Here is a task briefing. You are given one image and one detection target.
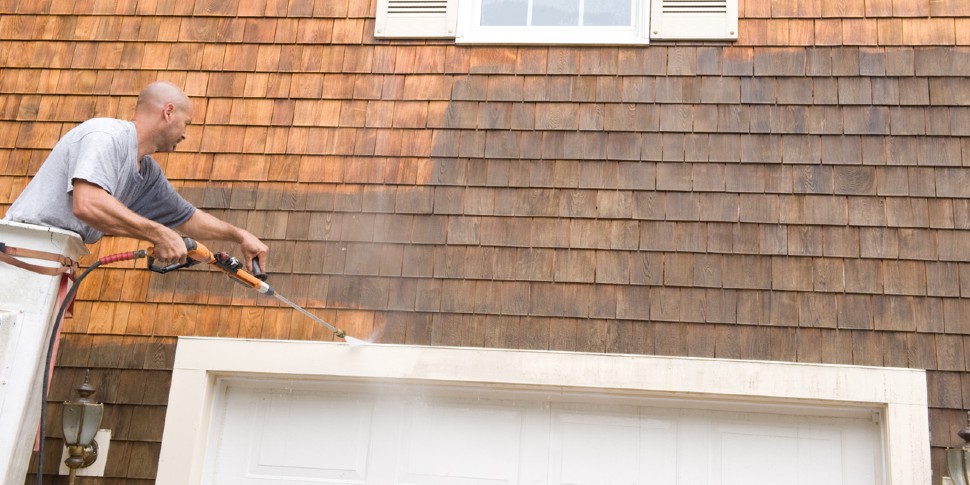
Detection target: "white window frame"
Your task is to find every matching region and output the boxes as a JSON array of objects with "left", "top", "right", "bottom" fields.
[
  {"left": 157, "top": 337, "right": 931, "bottom": 484},
  {"left": 375, "top": 0, "right": 738, "bottom": 42},
  {"left": 456, "top": 0, "right": 651, "bottom": 45}
]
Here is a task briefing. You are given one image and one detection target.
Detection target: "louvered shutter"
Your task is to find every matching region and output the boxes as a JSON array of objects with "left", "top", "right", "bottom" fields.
[
  {"left": 650, "top": 0, "right": 738, "bottom": 40},
  {"left": 374, "top": 0, "right": 457, "bottom": 38}
]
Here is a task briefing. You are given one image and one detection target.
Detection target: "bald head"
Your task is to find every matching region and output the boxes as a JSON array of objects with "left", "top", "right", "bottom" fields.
[
  {"left": 132, "top": 81, "right": 193, "bottom": 156},
  {"left": 136, "top": 81, "right": 190, "bottom": 113}
]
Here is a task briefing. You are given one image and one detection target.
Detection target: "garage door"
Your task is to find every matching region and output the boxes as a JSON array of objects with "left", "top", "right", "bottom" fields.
[{"left": 204, "top": 378, "right": 884, "bottom": 485}]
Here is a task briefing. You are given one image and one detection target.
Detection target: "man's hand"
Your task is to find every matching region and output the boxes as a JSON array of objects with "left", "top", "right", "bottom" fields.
[
  {"left": 150, "top": 226, "right": 189, "bottom": 266},
  {"left": 237, "top": 229, "right": 269, "bottom": 273}
]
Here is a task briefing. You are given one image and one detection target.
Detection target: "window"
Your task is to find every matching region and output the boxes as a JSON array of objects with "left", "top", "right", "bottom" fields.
[
  {"left": 461, "top": 0, "right": 648, "bottom": 44},
  {"left": 374, "top": 0, "right": 738, "bottom": 43},
  {"left": 480, "top": 0, "right": 633, "bottom": 26}
]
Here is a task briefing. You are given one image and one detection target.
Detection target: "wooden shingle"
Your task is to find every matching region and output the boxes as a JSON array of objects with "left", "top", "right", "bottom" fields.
[
  {"left": 850, "top": 330, "right": 884, "bottom": 367},
  {"left": 486, "top": 75, "right": 522, "bottom": 102},
  {"left": 821, "top": 136, "right": 862, "bottom": 164},
  {"left": 722, "top": 255, "right": 770, "bottom": 289},
  {"left": 704, "top": 223, "right": 734, "bottom": 253},
  {"left": 859, "top": 47, "right": 887, "bottom": 75},
  {"left": 871, "top": 79, "right": 899, "bottom": 105},
  {"left": 810, "top": 257, "right": 843, "bottom": 292},
  {"left": 585, "top": 77, "right": 613, "bottom": 104},
  {"left": 736, "top": 322, "right": 771, "bottom": 360},
  {"left": 838, "top": 294, "right": 874, "bottom": 329},
  {"left": 883, "top": 260, "right": 927, "bottom": 296},
  {"left": 766, "top": 18, "right": 789, "bottom": 45},
  {"left": 853, "top": 207, "right": 895, "bottom": 243},
  {"left": 927, "top": 372, "right": 963, "bottom": 411},
  {"left": 793, "top": 164, "right": 832, "bottom": 193},
  {"left": 709, "top": 324, "right": 741, "bottom": 360},
  {"left": 614, "top": 79, "right": 651, "bottom": 107},
  {"left": 727, "top": 221, "right": 756, "bottom": 255},
  {"left": 556, "top": 249, "right": 594, "bottom": 283},
  {"left": 779, "top": 19, "right": 810, "bottom": 45},
  {"left": 843, "top": 19, "right": 878, "bottom": 46},
  {"left": 844, "top": 107, "right": 889, "bottom": 135},
  {"left": 771, "top": 256, "right": 812, "bottom": 291},
  {"left": 936, "top": 334, "right": 966, "bottom": 372},
  {"left": 795, "top": 293, "right": 834, "bottom": 328},
  {"left": 814, "top": 19, "right": 843, "bottom": 46},
  {"left": 615, "top": 286, "right": 649, "bottom": 320},
  {"left": 535, "top": 103, "right": 577, "bottom": 131},
  {"left": 579, "top": 48, "right": 617, "bottom": 75},
  {"left": 660, "top": 252, "right": 690, "bottom": 287},
  {"left": 618, "top": 46, "right": 666, "bottom": 75},
  {"left": 785, "top": 224, "right": 822, "bottom": 256},
  {"left": 903, "top": 18, "right": 955, "bottom": 45}
]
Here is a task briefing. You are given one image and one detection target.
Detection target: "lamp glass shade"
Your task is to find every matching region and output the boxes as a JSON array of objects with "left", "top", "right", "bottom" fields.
[
  {"left": 947, "top": 448, "right": 970, "bottom": 485},
  {"left": 62, "top": 402, "right": 103, "bottom": 446},
  {"left": 62, "top": 403, "right": 83, "bottom": 446}
]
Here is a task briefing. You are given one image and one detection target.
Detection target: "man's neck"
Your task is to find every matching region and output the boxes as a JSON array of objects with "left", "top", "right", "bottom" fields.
[{"left": 132, "top": 119, "right": 155, "bottom": 167}]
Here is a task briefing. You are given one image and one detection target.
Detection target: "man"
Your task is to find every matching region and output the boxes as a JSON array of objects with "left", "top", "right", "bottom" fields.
[{"left": 4, "top": 81, "right": 268, "bottom": 270}]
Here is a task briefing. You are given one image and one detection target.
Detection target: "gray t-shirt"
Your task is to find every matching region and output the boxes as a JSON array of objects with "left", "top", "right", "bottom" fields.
[{"left": 3, "top": 118, "right": 195, "bottom": 243}]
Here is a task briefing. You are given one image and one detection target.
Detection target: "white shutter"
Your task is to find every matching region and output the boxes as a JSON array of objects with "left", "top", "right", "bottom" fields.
[
  {"left": 650, "top": 0, "right": 738, "bottom": 41},
  {"left": 374, "top": 0, "right": 457, "bottom": 39}
]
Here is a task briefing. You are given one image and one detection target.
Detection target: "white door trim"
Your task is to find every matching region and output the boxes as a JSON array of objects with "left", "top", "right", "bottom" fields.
[{"left": 157, "top": 337, "right": 930, "bottom": 485}]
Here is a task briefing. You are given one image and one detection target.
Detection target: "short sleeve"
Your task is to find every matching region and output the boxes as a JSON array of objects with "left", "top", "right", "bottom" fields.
[
  {"left": 66, "top": 131, "right": 124, "bottom": 194},
  {"left": 127, "top": 158, "right": 197, "bottom": 228}
]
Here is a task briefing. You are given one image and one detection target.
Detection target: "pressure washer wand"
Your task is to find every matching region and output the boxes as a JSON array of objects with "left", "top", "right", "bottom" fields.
[
  {"left": 271, "top": 292, "right": 346, "bottom": 339},
  {"left": 148, "top": 238, "right": 347, "bottom": 339}
]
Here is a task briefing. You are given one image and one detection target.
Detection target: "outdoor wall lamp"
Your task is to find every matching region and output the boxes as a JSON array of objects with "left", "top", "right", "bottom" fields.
[
  {"left": 947, "top": 412, "right": 970, "bottom": 485},
  {"left": 61, "top": 370, "right": 103, "bottom": 485}
]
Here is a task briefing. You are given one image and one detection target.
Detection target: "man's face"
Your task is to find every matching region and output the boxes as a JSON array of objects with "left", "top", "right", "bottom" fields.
[{"left": 161, "top": 102, "right": 193, "bottom": 152}]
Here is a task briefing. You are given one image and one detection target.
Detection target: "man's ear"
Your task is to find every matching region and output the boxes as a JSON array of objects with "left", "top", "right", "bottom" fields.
[{"left": 164, "top": 102, "right": 175, "bottom": 119}]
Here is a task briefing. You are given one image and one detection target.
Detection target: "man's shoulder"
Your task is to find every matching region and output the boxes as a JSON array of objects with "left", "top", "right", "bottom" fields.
[{"left": 68, "top": 118, "right": 133, "bottom": 139}]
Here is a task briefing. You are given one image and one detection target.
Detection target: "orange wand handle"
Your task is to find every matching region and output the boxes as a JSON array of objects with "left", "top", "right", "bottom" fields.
[{"left": 147, "top": 238, "right": 273, "bottom": 295}]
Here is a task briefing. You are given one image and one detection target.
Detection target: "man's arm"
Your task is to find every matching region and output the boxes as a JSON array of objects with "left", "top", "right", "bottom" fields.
[
  {"left": 72, "top": 179, "right": 188, "bottom": 263},
  {"left": 176, "top": 209, "right": 269, "bottom": 272}
]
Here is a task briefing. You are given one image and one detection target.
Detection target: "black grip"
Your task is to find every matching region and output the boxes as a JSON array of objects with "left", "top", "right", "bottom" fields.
[
  {"left": 148, "top": 258, "right": 198, "bottom": 274},
  {"left": 252, "top": 258, "right": 267, "bottom": 281}
]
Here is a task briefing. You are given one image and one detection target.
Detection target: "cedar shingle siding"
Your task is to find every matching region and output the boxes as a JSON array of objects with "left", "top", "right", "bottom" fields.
[{"left": 1, "top": 0, "right": 969, "bottom": 483}]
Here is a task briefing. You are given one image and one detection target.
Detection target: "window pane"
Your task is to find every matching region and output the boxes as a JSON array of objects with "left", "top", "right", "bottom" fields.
[
  {"left": 533, "top": 0, "right": 580, "bottom": 26},
  {"left": 584, "top": 0, "right": 632, "bottom": 26},
  {"left": 481, "top": 0, "right": 528, "bottom": 26}
]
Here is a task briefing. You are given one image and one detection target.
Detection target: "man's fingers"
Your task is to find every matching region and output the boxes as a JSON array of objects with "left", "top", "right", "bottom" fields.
[{"left": 154, "top": 238, "right": 189, "bottom": 266}]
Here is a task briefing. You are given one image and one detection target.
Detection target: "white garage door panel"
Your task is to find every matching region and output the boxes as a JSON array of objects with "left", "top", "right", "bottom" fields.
[
  {"left": 713, "top": 415, "right": 879, "bottom": 485},
  {"left": 550, "top": 407, "right": 677, "bottom": 485},
  {"left": 717, "top": 424, "right": 803, "bottom": 485},
  {"left": 258, "top": 392, "right": 373, "bottom": 476},
  {"left": 399, "top": 400, "right": 525, "bottom": 484},
  {"left": 209, "top": 386, "right": 375, "bottom": 484},
  {"left": 204, "top": 380, "right": 884, "bottom": 485}
]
